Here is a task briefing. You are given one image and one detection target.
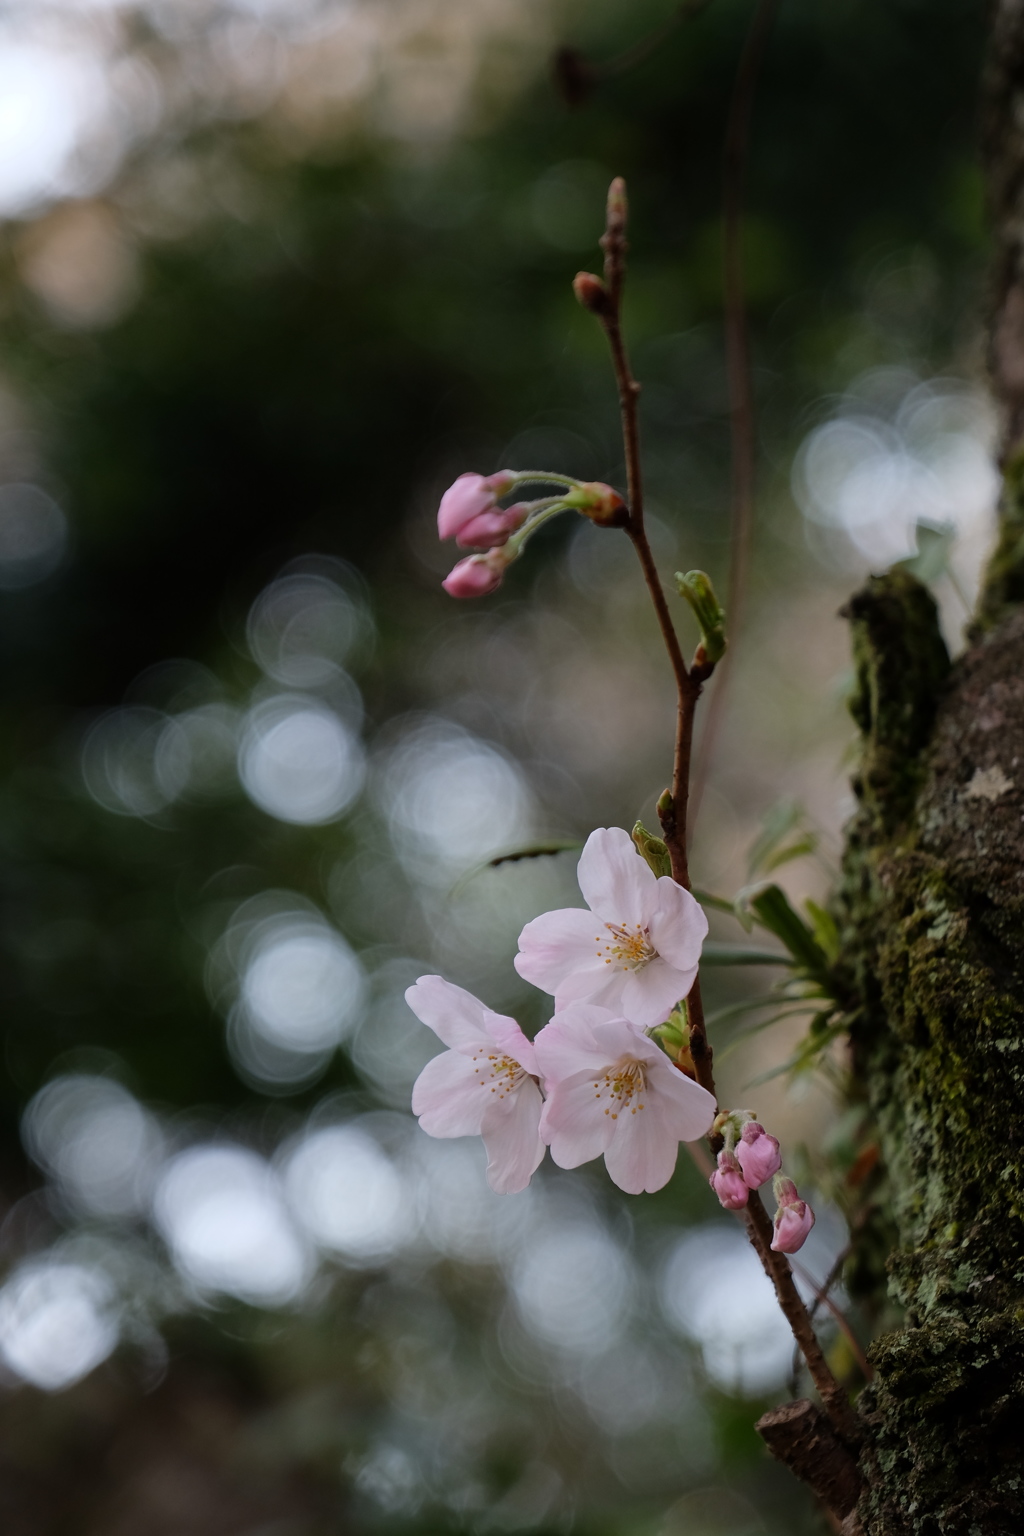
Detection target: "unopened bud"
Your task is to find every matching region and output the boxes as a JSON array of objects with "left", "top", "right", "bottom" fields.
[
  {"left": 442, "top": 548, "right": 508, "bottom": 599},
  {"left": 657, "top": 788, "right": 673, "bottom": 819},
  {"left": 710, "top": 1150, "right": 749, "bottom": 1210},
  {"left": 438, "top": 470, "right": 517, "bottom": 541},
  {"left": 606, "top": 177, "right": 628, "bottom": 236},
  {"left": 735, "top": 1121, "right": 782, "bottom": 1189},
  {"left": 631, "top": 821, "right": 672, "bottom": 878},
  {"left": 455, "top": 502, "right": 529, "bottom": 549},
  {"left": 770, "top": 1174, "right": 815, "bottom": 1253},
  {"left": 573, "top": 271, "right": 612, "bottom": 316},
  {"left": 675, "top": 570, "right": 727, "bottom": 665}
]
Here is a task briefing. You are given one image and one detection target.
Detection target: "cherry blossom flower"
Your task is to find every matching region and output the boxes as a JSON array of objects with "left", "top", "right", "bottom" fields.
[
  {"left": 735, "top": 1121, "right": 782, "bottom": 1189},
  {"left": 770, "top": 1176, "right": 815, "bottom": 1253},
  {"left": 533, "top": 1002, "right": 716, "bottom": 1194},
  {"left": 710, "top": 1149, "right": 749, "bottom": 1209},
  {"left": 437, "top": 471, "right": 516, "bottom": 541},
  {"left": 515, "top": 827, "right": 708, "bottom": 1027},
  {"left": 406, "top": 976, "right": 545, "bottom": 1194}
]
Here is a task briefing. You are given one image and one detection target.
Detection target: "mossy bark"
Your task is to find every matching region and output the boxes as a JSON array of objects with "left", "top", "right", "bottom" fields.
[
  {"left": 825, "top": 10, "right": 1024, "bottom": 1530},
  {"left": 838, "top": 573, "right": 1024, "bottom": 1535}
]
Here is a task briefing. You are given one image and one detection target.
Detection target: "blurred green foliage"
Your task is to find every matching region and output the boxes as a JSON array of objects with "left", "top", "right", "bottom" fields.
[{"left": 0, "top": 0, "right": 990, "bottom": 1531}]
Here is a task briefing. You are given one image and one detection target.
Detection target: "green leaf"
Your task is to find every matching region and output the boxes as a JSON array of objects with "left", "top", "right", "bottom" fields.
[
  {"left": 692, "top": 886, "right": 743, "bottom": 918},
  {"left": 761, "top": 832, "right": 819, "bottom": 874},
  {"left": 747, "top": 799, "right": 802, "bottom": 877},
  {"left": 744, "top": 883, "right": 831, "bottom": 981},
  {"left": 449, "top": 839, "right": 583, "bottom": 898},
  {"left": 700, "top": 942, "right": 794, "bottom": 967},
  {"left": 631, "top": 821, "right": 672, "bottom": 878},
  {"left": 674, "top": 569, "right": 727, "bottom": 663},
  {"left": 805, "top": 898, "right": 841, "bottom": 962}
]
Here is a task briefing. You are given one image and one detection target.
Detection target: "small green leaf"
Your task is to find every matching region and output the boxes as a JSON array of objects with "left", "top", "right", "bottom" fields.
[
  {"left": 700, "top": 942, "right": 794, "bottom": 967},
  {"left": 675, "top": 570, "right": 727, "bottom": 663},
  {"left": 631, "top": 821, "right": 672, "bottom": 878},
  {"left": 761, "top": 833, "right": 819, "bottom": 874},
  {"left": 449, "top": 839, "right": 583, "bottom": 898},
  {"left": 805, "top": 898, "right": 840, "bottom": 962},
  {"left": 744, "top": 883, "right": 831, "bottom": 981}
]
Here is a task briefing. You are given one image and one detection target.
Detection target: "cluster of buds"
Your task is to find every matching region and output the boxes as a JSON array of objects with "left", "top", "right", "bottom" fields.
[
  {"left": 436, "top": 469, "right": 627, "bottom": 598},
  {"left": 708, "top": 1110, "right": 814, "bottom": 1253}
]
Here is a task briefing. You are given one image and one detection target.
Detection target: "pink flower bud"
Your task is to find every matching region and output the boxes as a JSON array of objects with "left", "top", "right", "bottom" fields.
[
  {"left": 455, "top": 502, "right": 529, "bottom": 549},
  {"left": 770, "top": 1179, "right": 815, "bottom": 1254},
  {"left": 735, "top": 1121, "right": 782, "bottom": 1189},
  {"left": 437, "top": 471, "right": 516, "bottom": 541},
  {"left": 709, "top": 1149, "right": 749, "bottom": 1210},
  {"left": 441, "top": 550, "right": 506, "bottom": 599}
]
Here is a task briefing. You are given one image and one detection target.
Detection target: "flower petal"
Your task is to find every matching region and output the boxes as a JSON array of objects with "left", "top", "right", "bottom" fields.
[
  {"left": 620, "top": 959, "right": 694, "bottom": 1026},
  {"left": 411, "top": 1049, "right": 490, "bottom": 1136},
  {"left": 515, "top": 907, "right": 607, "bottom": 995},
  {"left": 602, "top": 1099, "right": 681, "bottom": 1194},
  {"left": 533, "top": 1004, "right": 621, "bottom": 1084},
  {"left": 648, "top": 880, "right": 708, "bottom": 971},
  {"left": 406, "top": 975, "right": 503, "bottom": 1054},
  {"left": 540, "top": 1067, "right": 617, "bottom": 1168},
  {"left": 643, "top": 1052, "right": 718, "bottom": 1142},
  {"left": 576, "top": 827, "right": 654, "bottom": 925},
  {"left": 480, "top": 1080, "right": 545, "bottom": 1193},
  {"left": 484, "top": 1014, "right": 539, "bottom": 1077}
]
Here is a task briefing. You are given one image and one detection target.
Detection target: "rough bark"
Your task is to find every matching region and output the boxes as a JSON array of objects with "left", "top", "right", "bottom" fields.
[
  {"left": 838, "top": 577, "right": 1024, "bottom": 1535},
  {"left": 818, "top": 10, "right": 1024, "bottom": 1532}
]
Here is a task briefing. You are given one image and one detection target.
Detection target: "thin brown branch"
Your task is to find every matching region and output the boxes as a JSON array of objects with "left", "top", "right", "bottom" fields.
[
  {"left": 593, "top": 180, "right": 701, "bottom": 895},
  {"left": 582, "top": 182, "right": 856, "bottom": 1445},
  {"left": 745, "top": 1193, "right": 862, "bottom": 1447},
  {"left": 790, "top": 1257, "right": 874, "bottom": 1384},
  {"left": 690, "top": 0, "right": 782, "bottom": 833},
  {"left": 554, "top": 0, "right": 712, "bottom": 108}
]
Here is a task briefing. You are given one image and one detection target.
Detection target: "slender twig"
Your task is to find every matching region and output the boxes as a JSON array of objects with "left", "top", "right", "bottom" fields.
[
  {"left": 586, "top": 176, "right": 857, "bottom": 1450},
  {"left": 745, "top": 1193, "right": 862, "bottom": 1446},
  {"left": 593, "top": 180, "right": 714, "bottom": 1083},
  {"left": 554, "top": 0, "right": 713, "bottom": 107},
  {"left": 690, "top": 0, "right": 782, "bottom": 834},
  {"left": 790, "top": 1256, "right": 874, "bottom": 1384}
]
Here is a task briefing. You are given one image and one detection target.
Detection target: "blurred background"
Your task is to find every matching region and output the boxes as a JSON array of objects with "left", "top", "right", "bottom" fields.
[{"left": 0, "top": 0, "right": 992, "bottom": 1531}]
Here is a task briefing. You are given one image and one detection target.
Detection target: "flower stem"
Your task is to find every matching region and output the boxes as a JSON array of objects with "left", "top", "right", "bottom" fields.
[{"left": 588, "top": 174, "right": 858, "bottom": 1449}]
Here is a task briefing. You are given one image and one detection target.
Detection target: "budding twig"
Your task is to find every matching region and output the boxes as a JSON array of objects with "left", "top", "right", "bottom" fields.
[{"left": 582, "top": 175, "right": 859, "bottom": 1453}]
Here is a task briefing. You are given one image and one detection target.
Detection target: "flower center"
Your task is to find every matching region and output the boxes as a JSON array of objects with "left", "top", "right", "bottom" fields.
[
  {"left": 592, "top": 1057, "right": 647, "bottom": 1119},
  {"left": 596, "top": 921, "right": 657, "bottom": 971},
  {"left": 470, "top": 1050, "right": 525, "bottom": 1100}
]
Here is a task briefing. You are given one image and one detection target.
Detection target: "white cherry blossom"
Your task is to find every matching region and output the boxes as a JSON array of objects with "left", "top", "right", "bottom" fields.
[
  {"left": 534, "top": 1003, "right": 716, "bottom": 1194},
  {"left": 515, "top": 827, "right": 708, "bottom": 1026},
  {"left": 406, "top": 975, "right": 545, "bottom": 1194}
]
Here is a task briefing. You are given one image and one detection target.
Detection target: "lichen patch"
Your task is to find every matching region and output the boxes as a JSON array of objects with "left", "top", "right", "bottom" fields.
[{"left": 963, "top": 765, "right": 1015, "bottom": 802}]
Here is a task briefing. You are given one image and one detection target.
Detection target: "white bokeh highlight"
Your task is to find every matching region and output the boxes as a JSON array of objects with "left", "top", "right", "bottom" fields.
[
  {"left": 22, "top": 1075, "right": 164, "bottom": 1219},
  {"left": 239, "top": 694, "right": 365, "bottom": 824},
  {"left": 375, "top": 718, "right": 535, "bottom": 884},
  {"left": 0, "top": 1260, "right": 118, "bottom": 1391},
  {"left": 283, "top": 1123, "right": 410, "bottom": 1264},
  {"left": 153, "top": 1144, "right": 311, "bottom": 1306}
]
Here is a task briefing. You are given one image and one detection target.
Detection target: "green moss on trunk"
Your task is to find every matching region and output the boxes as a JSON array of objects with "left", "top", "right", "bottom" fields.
[{"left": 838, "top": 576, "right": 1024, "bottom": 1534}]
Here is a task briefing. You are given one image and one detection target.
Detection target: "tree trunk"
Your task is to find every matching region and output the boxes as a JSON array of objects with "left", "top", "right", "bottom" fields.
[{"left": 833, "top": 8, "right": 1024, "bottom": 1531}]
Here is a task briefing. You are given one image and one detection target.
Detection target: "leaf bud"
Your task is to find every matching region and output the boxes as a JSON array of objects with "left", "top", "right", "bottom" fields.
[
  {"left": 631, "top": 820, "right": 672, "bottom": 878},
  {"left": 675, "top": 570, "right": 727, "bottom": 665},
  {"left": 572, "top": 271, "right": 612, "bottom": 316}
]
